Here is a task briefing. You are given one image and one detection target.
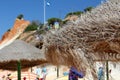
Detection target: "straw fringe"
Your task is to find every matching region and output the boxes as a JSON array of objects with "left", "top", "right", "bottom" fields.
[
  {"left": 44, "top": 0, "right": 120, "bottom": 79},
  {"left": 0, "top": 59, "right": 47, "bottom": 71}
]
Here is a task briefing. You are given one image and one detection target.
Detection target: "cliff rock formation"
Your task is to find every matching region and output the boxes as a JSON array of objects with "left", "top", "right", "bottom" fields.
[{"left": 0, "top": 19, "right": 30, "bottom": 49}]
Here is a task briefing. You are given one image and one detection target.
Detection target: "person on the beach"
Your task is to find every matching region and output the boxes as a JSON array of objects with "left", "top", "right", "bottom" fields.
[
  {"left": 68, "top": 67, "right": 84, "bottom": 80},
  {"left": 2, "top": 75, "right": 5, "bottom": 80},
  {"left": 23, "top": 77, "right": 26, "bottom": 80},
  {"left": 35, "top": 77, "right": 39, "bottom": 80},
  {"left": 40, "top": 67, "right": 47, "bottom": 80},
  {"left": 6, "top": 74, "right": 12, "bottom": 80},
  {"left": 98, "top": 67, "right": 105, "bottom": 80}
]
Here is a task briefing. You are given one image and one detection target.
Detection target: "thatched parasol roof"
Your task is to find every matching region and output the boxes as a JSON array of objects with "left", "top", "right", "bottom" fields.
[
  {"left": 44, "top": 0, "right": 120, "bottom": 79},
  {"left": 0, "top": 40, "right": 47, "bottom": 70}
]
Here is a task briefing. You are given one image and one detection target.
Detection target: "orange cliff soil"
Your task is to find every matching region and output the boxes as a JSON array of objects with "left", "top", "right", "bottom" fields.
[{"left": 0, "top": 19, "right": 30, "bottom": 45}]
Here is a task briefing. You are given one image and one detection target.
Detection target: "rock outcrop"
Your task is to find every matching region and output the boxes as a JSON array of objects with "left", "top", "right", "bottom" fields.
[
  {"left": 65, "top": 15, "right": 78, "bottom": 21},
  {"left": 0, "top": 19, "right": 30, "bottom": 49}
]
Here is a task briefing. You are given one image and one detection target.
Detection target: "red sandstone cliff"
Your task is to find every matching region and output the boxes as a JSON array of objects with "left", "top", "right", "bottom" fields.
[{"left": 0, "top": 19, "right": 30, "bottom": 49}]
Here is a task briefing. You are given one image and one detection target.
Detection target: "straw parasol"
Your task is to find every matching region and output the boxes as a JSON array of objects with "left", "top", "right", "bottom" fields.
[
  {"left": 0, "top": 39, "right": 47, "bottom": 70},
  {"left": 0, "top": 39, "right": 47, "bottom": 80},
  {"left": 44, "top": 0, "right": 120, "bottom": 79}
]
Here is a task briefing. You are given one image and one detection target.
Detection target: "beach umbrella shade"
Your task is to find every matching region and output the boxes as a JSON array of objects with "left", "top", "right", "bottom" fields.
[
  {"left": 0, "top": 40, "right": 47, "bottom": 80},
  {"left": 44, "top": 0, "right": 120, "bottom": 80}
]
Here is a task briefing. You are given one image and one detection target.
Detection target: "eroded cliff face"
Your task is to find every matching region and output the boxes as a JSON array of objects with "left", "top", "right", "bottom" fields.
[
  {"left": 65, "top": 15, "right": 78, "bottom": 21},
  {"left": 0, "top": 19, "right": 30, "bottom": 49}
]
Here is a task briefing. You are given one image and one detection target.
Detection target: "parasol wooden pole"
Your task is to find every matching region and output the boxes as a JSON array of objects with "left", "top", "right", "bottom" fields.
[
  {"left": 57, "top": 66, "right": 59, "bottom": 78},
  {"left": 106, "top": 60, "right": 109, "bottom": 80},
  {"left": 17, "top": 61, "right": 21, "bottom": 80}
]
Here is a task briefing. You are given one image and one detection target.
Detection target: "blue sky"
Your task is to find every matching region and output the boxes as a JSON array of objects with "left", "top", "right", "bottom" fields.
[{"left": 0, "top": 0, "right": 103, "bottom": 39}]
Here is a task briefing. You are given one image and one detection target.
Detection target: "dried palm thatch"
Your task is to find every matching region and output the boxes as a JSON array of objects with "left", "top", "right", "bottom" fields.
[
  {"left": 44, "top": 0, "right": 120, "bottom": 79},
  {"left": 0, "top": 40, "right": 47, "bottom": 70}
]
